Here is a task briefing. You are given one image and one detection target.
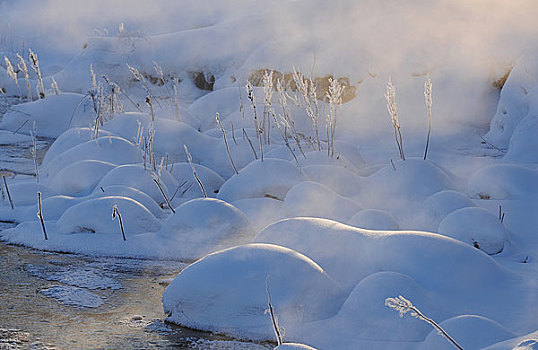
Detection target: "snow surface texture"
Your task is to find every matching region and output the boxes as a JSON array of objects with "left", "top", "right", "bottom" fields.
[{"left": 1, "top": 1, "right": 538, "bottom": 349}]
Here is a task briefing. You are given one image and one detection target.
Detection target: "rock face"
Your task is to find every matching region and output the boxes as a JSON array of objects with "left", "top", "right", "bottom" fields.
[{"left": 248, "top": 69, "right": 357, "bottom": 103}]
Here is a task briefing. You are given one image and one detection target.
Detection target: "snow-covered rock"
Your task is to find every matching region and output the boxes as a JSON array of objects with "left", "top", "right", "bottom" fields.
[
  {"left": 162, "top": 243, "right": 346, "bottom": 340},
  {"left": 438, "top": 207, "right": 507, "bottom": 255},
  {"left": 467, "top": 164, "right": 538, "bottom": 200},
  {"left": 158, "top": 198, "right": 254, "bottom": 261}
]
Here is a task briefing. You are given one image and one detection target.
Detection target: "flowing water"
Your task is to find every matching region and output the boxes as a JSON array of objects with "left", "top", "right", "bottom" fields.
[{"left": 0, "top": 104, "right": 271, "bottom": 350}]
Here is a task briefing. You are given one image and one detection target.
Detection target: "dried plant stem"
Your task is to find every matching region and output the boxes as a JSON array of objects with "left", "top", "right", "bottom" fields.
[
  {"left": 243, "top": 128, "right": 258, "bottom": 160},
  {"left": 385, "top": 78, "right": 405, "bottom": 160},
  {"left": 31, "top": 121, "right": 39, "bottom": 183},
  {"left": 386, "top": 296, "right": 463, "bottom": 350},
  {"left": 17, "top": 54, "right": 31, "bottom": 102},
  {"left": 246, "top": 81, "right": 264, "bottom": 161},
  {"left": 153, "top": 177, "right": 175, "bottom": 213},
  {"left": 29, "top": 49, "right": 45, "bottom": 99},
  {"left": 37, "top": 192, "right": 48, "bottom": 240},
  {"left": 4, "top": 56, "right": 22, "bottom": 99},
  {"left": 216, "top": 113, "right": 239, "bottom": 174},
  {"left": 3, "top": 176, "right": 13, "bottom": 209},
  {"left": 112, "top": 205, "right": 126, "bottom": 241},
  {"left": 423, "top": 74, "right": 433, "bottom": 160},
  {"left": 266, "top": 277, "right": 283, "bottom": 345},
  {"left": 184, "top": 145, "right": 207, "bottom": 197}
]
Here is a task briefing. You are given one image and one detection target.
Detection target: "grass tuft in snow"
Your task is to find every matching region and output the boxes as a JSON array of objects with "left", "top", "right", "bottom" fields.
[
  {"left": 385, "top": 78, "right": 405, "bottom": 160},
  {"left": 385, "top": 295, "right": 463, "bottom": 349}
]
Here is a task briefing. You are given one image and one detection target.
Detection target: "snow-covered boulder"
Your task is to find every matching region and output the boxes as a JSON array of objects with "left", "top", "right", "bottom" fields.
[
  {"left": 438, "top": 207, "right": 507, "bottom": 255},
  {"left": 41, "top": 136, "right": 143, "bottom": 179},
  {"left": 363, "top": 158, "right": 457, "bottom": 200},
  {"left": 217, "top": 159, "right": 305, "bottom": 202},
  {"left": 283, "top": 181, "right": 361, "bottom": 223},
  {"left": 57, "top": 196, "right": 161, "bottom": 235},
  {"left": 162, "top": 243, "right": 346, "bottom": 340},
  {"left": 90, "top": 185, "right": 164, "bottom": 219},
  {"left": 504, "top": 114, "right": 538, "bottom": 163},
  {"left": 158, "top": 198, "right": 254, "bottom": 261},
  {"left": 467, "top": 164, "right": 538, "bottom": 200},
  {"left": 347, "top": 209, "right": 399, "bottom": 230},
  {"left": 419, "top": 315, "right": 515, "bottom": 350},
  {"left": 169, "top": 162, "right": 224, "bottom": 198},
  {"left": 187, "top": 86, "right": 241, "bottom": 131},
  {"left": 0, "top": 93, "right": 94, "bottom": 138},
  {"left": 41, "top": 127, "right": 114, "bottom": 167},
  {"left": 6, "top": 181, "right": 55, "bottom": 206},
  {"left": 96, "top": 164, "right": 177, "bottom": 206},
  {"left": 49, "top": 160, "right": 116, "bottom": 196},
  {"left": 423, "top": 190, "right": 476, "bottom": 224},
  {"left": 274, "top": 344, "right": 318, "bottom": 350}
]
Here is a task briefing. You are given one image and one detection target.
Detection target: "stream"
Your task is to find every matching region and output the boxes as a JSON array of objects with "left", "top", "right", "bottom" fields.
[{"left": 0, "top": 102, "right": 271, "bottom": 350}]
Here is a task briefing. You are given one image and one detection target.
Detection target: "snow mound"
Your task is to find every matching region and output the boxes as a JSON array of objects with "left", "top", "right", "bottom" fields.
[
  {"left": 162, "top": 243, "right": 345, "bottom": 341},
  {"left": 41, "top": 127, "right": 114, "bottom": 167},
  {"left": 231, "top": 197, "right": 284, "bottom": 232},
  {"left": 187, "top": 86, "right": 240, "bottom": 131},
  {"left": 438, "top": 207, "right": 507, "bottom": 255},
  {"left": 420, "top": 315, "right": 515, "bottom": 350},
  {"left": 217, "top": 159, "right": 305, "bottom": 202},
  {"left": 283, "top": 181, "right": 361, "bottom": 223},
  {"left": 337, "top": 272, "right": 448, "bottom": 341},
  {"left": 301, "top": 164, "right": 363, "bottom": 197},
  {"left": 466, "top": 164, "right": 538, "bottom": 200},
  {"left": 169, "top": 162, "right": 224, "bottom": 198},
  {"left": 485, "top": 52, "right": 538, "bottom": 149},
  {"left": 57, "top": 196, "right": 161, "bottom": 235},
  {"left": 364, "top": 159, "right": 456, "bottom": 200},
  {"left": 158, "top": 198, "right": 254, "bottom": 261},
  {"left": 423, "top": 190, "right": 476, "bottom": 224},
  {"left": 96, "top": 164, "right": 177, "bottom": 206},
  {"left": 90, "top": 185, "right": 165, "bottom": 219},
  {"left": 49, "top": 160, "right": 116, "bottom": 196},
  {"left": 41, "top": 136, "right": 142, "bottom": 179},
  {"left": 253, "top": 218, "right": 511, "bottom": 296},
  {"left": 347, "top": 209, "right": 399, "bottom": 230},
  {"left": 6, "top": 181, "right": 55, "bottom": 206},
  {"left": 504, "top": 114, "right": 538, "bottom": 163},
  {"left": 274, "top": 344, "right": 318, "bottom": 350},
  {"left": 22, "top": 195, "right": 82, "bottom": 221},
  {"left": 0, "top": 93, "right": 94, "bottom": 138}
]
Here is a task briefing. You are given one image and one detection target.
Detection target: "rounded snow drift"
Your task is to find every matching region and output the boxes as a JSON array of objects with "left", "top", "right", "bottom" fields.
[
  {"left": 438, "top": 207, "right": 507, "bottom": 255},
  {"left": 274, "top": 344, "right": 318, "bottom": 350},
  {"left": 57, "top": 196, "right": 161, "bottom": 235},
  {"left": 467, "top": 164, "right": 538, "bottom": 200},
  {"left": 217, "top": 159, "right": 304, "bottom": 202},
  {"left": 347, "top": 209, "right": 399, "bottom": 230},
  {"left": 419, "top": 315, "right": 514, "bottom": 350},
  {"left": 49, "top": 160, "right": 116, "bottom": 196},
  {"left": 283, "top": 181, "right": 361, "bottom": 223},
  {"left": 158, "top": 198, "right": 254, "bottom": 260},
  {"left": 423, "top": 190, "right": 475, "bottom": 223},
  {"left": 162, "top": 243, "right": 345, "bottom": 341}
]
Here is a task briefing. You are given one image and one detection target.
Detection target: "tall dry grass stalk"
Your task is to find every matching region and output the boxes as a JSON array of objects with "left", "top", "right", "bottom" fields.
[
  {"left": 184, "top": 144, "right": 207, "bottom": 198},
  {"left": 28, "top": 49, "right": 45, "bottom": 99},
  {"left": 326, "top": 77, "right": 344, "bottom": 157},
  {"left": 3, "top": 176, "right": 13, "bottom": 209},
  {"left": 216, "top": 112, "right": 239, "bottom": 175},
  {"left": 112, "top": 204, "right": 126, "bottom": 241},
  {"left": 385, "top": 296, "right": 463, "bottom": 350},
  {"left": 265, "top": 277, "right": 284, "bottom": 345},
  {"left": 385, "top": 78, "right": 405, "bottom": 160},
  {"left": 17, "top": 53, "right": 31, "bottom": 102},
  {"left": 246, "top": 81, "right": 264, "bottom": 161},
  {"left": 4, "top": 56, "right": 22, "bottom": 99},
  {"left": 292, "top": 67, "right": 321, "bottom": 151},
  {"left": 37, "top": 191, "right": 48, "bottom": 240},
  {"left": 31, "top": 121, "right": 39, "bottom": 183},
  {"left": 423, "top": 74, "right": 433, "bottom": 160}
]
